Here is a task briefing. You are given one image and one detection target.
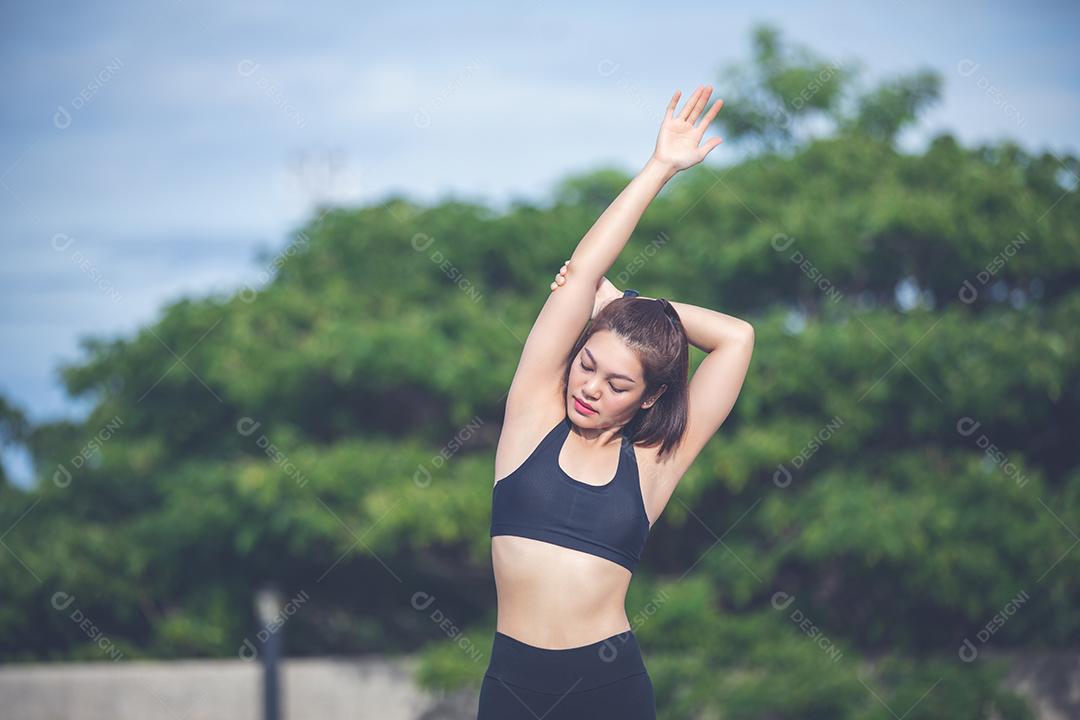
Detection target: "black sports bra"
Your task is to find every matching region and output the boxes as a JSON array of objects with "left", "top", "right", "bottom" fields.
[{"left": 490, "top": 413, "right": 651, "bottom": 573}]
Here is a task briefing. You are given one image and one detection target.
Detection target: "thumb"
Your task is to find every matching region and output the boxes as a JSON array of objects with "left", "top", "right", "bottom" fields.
[{"left": 701, "top": 137, "right": 723, "bottom": 158}]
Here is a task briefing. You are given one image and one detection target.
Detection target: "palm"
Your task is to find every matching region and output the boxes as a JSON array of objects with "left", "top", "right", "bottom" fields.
[{"left": 653, "top": 85, "right": 724, "bottom": 171}]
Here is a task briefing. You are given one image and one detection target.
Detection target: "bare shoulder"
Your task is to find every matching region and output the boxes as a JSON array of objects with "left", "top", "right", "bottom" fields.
[{"left": 493, "top": 381, "right": 566, "bottom": 486}]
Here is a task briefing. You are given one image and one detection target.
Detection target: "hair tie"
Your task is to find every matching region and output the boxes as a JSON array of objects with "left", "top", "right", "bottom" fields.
[{"left": 657, "top": 298, "right": 679, "bottom": 326}]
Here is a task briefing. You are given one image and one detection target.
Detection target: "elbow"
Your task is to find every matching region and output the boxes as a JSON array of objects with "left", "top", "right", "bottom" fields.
[
  {"left": 734, "top": 322, "right": 755, "bottom": 354},
  {"left": 736, "top": 320, "right": 755, "bottom": 344},
  {"left": 708, "top": 320, "right": 754, "bottom": 353}
]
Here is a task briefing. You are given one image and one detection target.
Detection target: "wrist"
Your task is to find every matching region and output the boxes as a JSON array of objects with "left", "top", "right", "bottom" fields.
[{"left": 643, "top": 155, "right": 679, "bottom": 182}]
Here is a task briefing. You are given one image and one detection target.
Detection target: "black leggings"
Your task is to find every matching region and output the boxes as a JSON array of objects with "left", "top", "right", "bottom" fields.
[{"left": 477, "top": 628, "right": 656, "bottom": 719}]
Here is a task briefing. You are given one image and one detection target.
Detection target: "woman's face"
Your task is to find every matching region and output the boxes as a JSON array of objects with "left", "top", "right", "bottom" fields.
[{"left": 566, "top": 330, "right": 648, "bottom": 424}]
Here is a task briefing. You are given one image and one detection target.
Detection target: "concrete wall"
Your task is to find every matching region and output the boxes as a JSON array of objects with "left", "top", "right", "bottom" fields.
[
  {"left": 1, "top": 652, "right": 1077, "bottom": 720},
  {"left": 0, "top": 656, "right": 477, "bottom": 720}
]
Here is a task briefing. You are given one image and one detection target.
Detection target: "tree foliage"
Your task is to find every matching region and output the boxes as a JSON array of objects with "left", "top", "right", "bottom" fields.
[{"left": 2, "top": 22, "right": 1077, "bottom": 719}]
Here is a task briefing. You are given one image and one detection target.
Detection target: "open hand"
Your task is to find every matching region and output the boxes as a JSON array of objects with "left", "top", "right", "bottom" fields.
[{"left": 652, "top": 85, "right": 724, "bottom": 172}]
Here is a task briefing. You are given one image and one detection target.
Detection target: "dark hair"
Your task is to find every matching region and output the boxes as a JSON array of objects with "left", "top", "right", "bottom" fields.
[{"left": 561, "top": 297, "right": 690, "bottom": 461}]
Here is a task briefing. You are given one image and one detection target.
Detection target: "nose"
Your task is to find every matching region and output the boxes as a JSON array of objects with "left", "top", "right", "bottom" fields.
[{"left": 583, "top": 378, "right": 602, "bottom": 400}]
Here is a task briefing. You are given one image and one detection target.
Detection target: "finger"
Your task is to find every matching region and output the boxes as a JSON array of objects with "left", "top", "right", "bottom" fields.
[
  {"left": 555, "top": 274, "right": 566, "bottom": 286},
  {"left": 695, "top": 97, "right": 723, "bottom": 136},
  {"left": 665, "top": 89, "right": 681, "bottom": 120},
  {"left": 688, "top": 85, "right": 712, "bottom": 125},
  {"left": 698, "top": 136, "right": 723, "bottom": 160},
  {"left": 678, "top": 85, "right": 703, "bottom": 121},
  {"left": 551, "top": 281, "right": 558, "bottom": 291}
]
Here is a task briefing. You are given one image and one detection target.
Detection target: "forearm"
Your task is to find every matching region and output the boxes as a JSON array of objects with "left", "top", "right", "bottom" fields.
[
  {"left": 639, "top": 295, "right": 753, "bottom": 352},
  {"left": 569, "top": 156, "right": 677, "bottom": 282}
]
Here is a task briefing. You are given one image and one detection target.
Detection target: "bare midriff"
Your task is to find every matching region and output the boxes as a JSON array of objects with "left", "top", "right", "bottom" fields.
[{"left": 491, "top": 535, "right": 634, "bottom": 649}]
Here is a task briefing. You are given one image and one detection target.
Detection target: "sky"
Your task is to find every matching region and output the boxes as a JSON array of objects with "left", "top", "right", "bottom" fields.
[{"left": 2, "top": 0, "right": 1078, "bottom": 487}]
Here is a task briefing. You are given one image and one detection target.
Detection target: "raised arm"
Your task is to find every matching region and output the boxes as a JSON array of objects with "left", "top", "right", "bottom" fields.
[
  {"left": 657, "top": 300, "right": 754, "bottom": 487},
  {"left": 567, "top": 85, "right": 724, "bottom": 284},
  {"left": 506, "top": 86, "right": 726, "bottom": 416},
  {"left": 550, "top": 278, "right": 755, "bottom": 489}
]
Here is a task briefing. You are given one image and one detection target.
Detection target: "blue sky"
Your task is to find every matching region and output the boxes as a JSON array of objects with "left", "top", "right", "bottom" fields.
[{"left": 2, "top": 0, "right": 1078, "bottom": 487}]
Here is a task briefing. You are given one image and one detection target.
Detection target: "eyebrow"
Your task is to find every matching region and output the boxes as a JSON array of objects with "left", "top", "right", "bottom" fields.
[{"left": 583, "top": 348, "right": 637, "bottom": 383}]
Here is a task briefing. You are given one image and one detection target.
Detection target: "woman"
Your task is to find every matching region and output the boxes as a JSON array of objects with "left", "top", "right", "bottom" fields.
[{"left": 480, "top": 85, "right": 755, "bottom": 719}]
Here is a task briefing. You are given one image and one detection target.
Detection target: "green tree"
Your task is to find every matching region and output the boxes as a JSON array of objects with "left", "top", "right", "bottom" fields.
[{"left": 2, "top": 22, "right": 1076, "bottom": 720}]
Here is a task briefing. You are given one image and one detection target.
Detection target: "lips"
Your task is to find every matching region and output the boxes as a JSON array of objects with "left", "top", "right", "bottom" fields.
[{"left": 574, "top": 397, "right": 597, "bottom": 415}]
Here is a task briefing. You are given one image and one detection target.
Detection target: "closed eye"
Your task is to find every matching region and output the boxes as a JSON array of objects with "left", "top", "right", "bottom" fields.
[{"left": 580, "top": 360, "right": 627, "bottom": 393}]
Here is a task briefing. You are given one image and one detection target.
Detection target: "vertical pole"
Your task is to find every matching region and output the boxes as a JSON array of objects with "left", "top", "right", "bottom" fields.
[
  {"left": 263, "top": 624, "right": 280, "bottom": 720},
  {"left": 255, "top": 586, "right": 283, "bottom": 720}
]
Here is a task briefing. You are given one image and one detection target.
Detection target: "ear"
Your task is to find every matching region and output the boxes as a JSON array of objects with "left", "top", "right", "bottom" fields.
[{"left": 641, "top": 384, "right": 668, "bottom": 409}]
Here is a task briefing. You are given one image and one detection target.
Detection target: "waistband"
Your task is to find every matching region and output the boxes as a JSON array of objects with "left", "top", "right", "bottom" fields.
[{"left": 484, "top": 629, "right": 647, "bottom": 694}]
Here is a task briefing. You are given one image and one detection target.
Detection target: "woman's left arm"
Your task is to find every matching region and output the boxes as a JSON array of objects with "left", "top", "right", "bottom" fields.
[
  {"left": 640, "top": 297, "right": 751, "bottom": 353},
  {"left": 660, "top": 299, "right": 754, "bottom": 485},
  {"left": 548, "top": 266, "right": 748, "bottom": 352},
  {"left": 551, "top": 275, "right": 755, "bottom": 486}
]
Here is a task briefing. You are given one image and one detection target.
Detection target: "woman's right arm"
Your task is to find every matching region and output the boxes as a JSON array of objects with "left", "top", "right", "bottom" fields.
[
  {"left": 565, "top": 156, "right": 677, "bottom": 286},
  {"left": 504, "top": 159, "right": 673, "bottom": 416},
  {"left": 565, "top": 85, "right": 724, "bottom": 286},
  {"left": 505, "top": 86, "right": 725, "bottom": 414},
  {"left": 551, "top": 262, "right": 622, "bottom": 320}
]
